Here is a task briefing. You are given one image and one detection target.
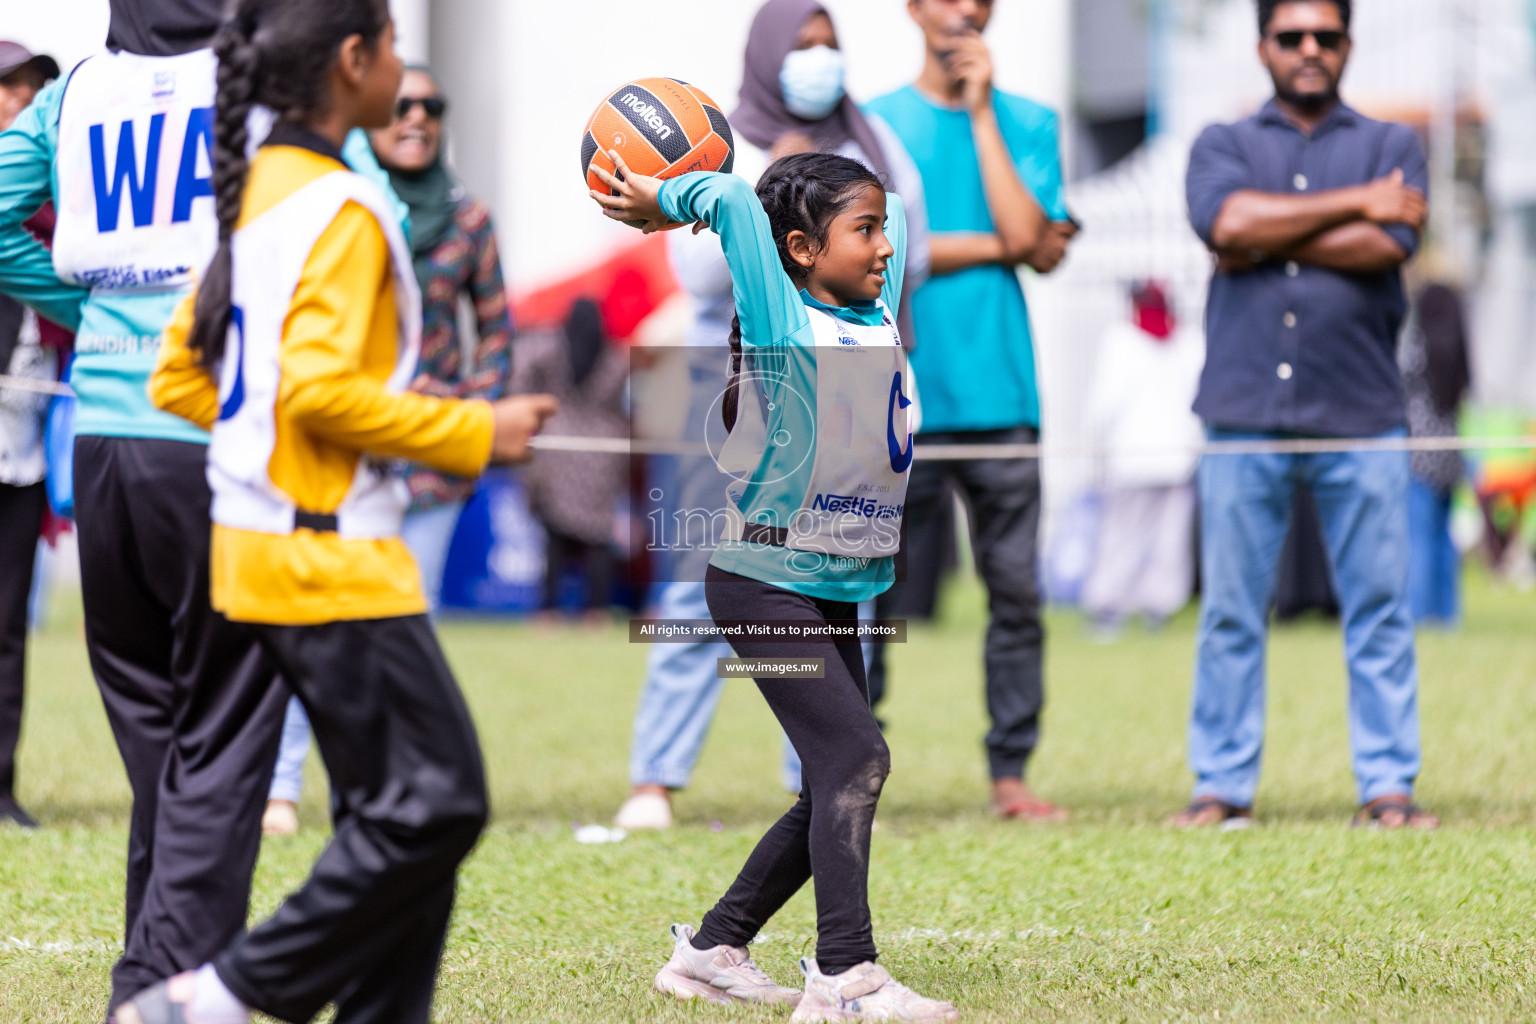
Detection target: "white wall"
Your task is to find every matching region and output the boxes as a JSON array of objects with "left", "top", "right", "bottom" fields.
[
  {"left": 4, "top": 0, "right": 110, "bottom": 71},
  {"left": 391, "top": 0, "right": 432, "bottom": 64}
]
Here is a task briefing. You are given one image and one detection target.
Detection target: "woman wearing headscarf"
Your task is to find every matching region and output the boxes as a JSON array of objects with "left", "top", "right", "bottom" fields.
[
  {"left": 261, "top": 65, "right": 515, "bottom": 837},
  {"left": 615, "top": 0, "right": 931, "bottom": 832},
  {"left": 373, "top": 65, "right": 515, "bottom": 606}
]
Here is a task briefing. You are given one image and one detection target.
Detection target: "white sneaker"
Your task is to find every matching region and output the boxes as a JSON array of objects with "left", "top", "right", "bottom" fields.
[
  {"left": 115, "top": 967, "right": 250, "bottom": 1024},
  {"left": 653, "top": 923, "right": 801, "bottom": 1006},
  {"left": 615, "top": 791, "right": 673, "bottom": 831},
  {"left": 790, "top": 958, "right": 959, "bottom": 1022}
]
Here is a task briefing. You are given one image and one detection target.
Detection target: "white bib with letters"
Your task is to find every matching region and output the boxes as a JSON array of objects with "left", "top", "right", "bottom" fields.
[
  {"left": 722, "top": 303, "right": 914, "bottom": 559},
  {"left": 52, "top": 48, "right": 218, "bottom": 294},
  {"left": 208, "top": 170, "right": 421, "bottom": 540}
]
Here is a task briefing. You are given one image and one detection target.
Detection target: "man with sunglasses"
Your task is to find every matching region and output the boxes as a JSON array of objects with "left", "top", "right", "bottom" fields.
[{"left": 1177, "top": 0, "right": 1436, "bottom": 830}]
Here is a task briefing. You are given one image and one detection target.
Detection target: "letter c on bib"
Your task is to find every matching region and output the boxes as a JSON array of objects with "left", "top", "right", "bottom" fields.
[{"left": 887, "top": 371, "right": 913, "bottom": 473}]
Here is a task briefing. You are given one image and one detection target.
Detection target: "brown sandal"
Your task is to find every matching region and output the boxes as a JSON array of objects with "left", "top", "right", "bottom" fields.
[
  {"left": 996, "top": 796, "right": 1069, "bottom": 822},
  {"left": 1352, "top": 795, "right": 1439, "bottom": 830},
  {"left": 1168, "top": 797, "right": 1253, "bottom": 830}
]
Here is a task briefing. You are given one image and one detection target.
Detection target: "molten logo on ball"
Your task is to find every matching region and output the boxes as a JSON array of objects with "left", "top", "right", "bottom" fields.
[
  {"left": 617, "top": 93, "right": 674, "bottom": 141},
  {"left": 581, "top": 77, "right": 735, "bottom": 193}
]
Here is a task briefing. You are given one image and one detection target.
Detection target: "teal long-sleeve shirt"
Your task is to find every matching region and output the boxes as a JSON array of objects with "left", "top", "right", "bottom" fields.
[
  {"left": 657, "top": 170, "right": 907, "bottom": 602},
  {"left": 0, "top": 72, "right": 405, "bottom": 444}
]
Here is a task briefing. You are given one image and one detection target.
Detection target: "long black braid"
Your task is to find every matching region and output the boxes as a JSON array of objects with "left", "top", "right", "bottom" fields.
[
  {"left": 187, "top": 0, "right": 390, "bottom": 367},
  {"left": 722, "top": 152, "right": 883, "bottom": 430}
]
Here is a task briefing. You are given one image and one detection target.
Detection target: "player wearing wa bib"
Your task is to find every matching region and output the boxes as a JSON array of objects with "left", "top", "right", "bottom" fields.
[{"left": 0, "top": 11, "right": 404, "bottom": 1009}]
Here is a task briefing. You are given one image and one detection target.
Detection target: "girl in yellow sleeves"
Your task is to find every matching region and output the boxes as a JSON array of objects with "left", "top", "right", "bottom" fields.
[{"left": 122, "top": 0, "right": 555, "bottom": 1020}]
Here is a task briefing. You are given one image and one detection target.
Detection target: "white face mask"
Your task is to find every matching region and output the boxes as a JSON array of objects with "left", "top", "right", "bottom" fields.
[{"left": 779, "top": 45, "right": 846, "bottom": 121}]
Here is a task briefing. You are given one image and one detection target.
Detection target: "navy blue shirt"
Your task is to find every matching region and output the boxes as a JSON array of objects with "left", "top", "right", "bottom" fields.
[{"left": 1186, "top": 100, "right": 1428, "bottom": 437}]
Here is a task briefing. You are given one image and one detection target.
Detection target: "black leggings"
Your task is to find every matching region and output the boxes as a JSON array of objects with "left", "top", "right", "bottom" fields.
[{"left": 697, "top": 566, "right": 890, "bottom": 972}]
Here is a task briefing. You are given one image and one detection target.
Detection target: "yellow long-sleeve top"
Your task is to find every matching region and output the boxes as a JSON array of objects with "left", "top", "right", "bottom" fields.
[{"left": 152, "top": 137, "right": 494, "bottom": 625}]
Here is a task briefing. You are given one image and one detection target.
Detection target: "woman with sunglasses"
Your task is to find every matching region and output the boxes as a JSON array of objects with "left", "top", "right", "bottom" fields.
[{"left": 261, "top": 65, "right": 514, "bottom": 837}]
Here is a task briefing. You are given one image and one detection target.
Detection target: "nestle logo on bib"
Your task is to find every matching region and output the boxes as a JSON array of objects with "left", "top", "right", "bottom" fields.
[
  {"left": 152, "top": 71, "right": 176, "bottom": 99},
  {"left": 618, "top": 93, "right": 674, "bottom": 140},
  {"left": 811, "top": 493, "right": 904, "bottom": 519}
]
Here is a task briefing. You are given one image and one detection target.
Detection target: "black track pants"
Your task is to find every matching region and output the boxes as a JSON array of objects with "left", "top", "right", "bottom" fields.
[
  {"left": 899, "top": 426, "right": 1044, "bottom": 779},
  {"left": 72, "top": 436, "right": 289, "bottom": 1006},
  {"left": 215, "top": 616, "right": 489, "bottom": 1024},
  {"left": 697, "top": 566, "right": 890, "bottom": 972}
]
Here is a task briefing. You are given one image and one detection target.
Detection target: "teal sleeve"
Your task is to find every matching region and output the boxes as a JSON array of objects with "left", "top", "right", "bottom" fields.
[
  {"left": 343, "top": 129, "right": 412, "bottom": 239},
  {"left": 0, "top": 79, "right": 88, "bottom": 331},
  {"left": 1018, "top": 111, "right": 1070, "bottom": 223},
  {"left": 658, "top": 172, "right": 807, "bottom": 348},
  {"left": 881, "top": 191, "right": 907, "bottom": 313}
]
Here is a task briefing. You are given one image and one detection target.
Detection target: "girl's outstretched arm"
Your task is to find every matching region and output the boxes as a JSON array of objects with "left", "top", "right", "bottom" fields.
[
  {"left": 279, "top": 202, "right": 496, "bottom": 477},
  {"left": 592, "top": 154, "right": 807, "bottom": 349}
]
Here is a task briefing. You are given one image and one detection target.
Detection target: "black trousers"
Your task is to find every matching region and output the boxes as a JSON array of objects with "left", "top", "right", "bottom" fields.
[
  {"left": 698, "top": 566, "right": 890, "bottom": 972},
  {"left": 72, "top": 436, "right": 289, "bottom": 1006},
  {"left": 896, "top": 427, "right": 1044, "bottom": 780},
  {"left": 0, "top": 481, "right": 45, "bottom": 802},
  {"left": 866, "top": 480, "right": 955, "bottom": 710},
  {"left": 216, "top": 616, "right": 489, "bottom": 1024}
]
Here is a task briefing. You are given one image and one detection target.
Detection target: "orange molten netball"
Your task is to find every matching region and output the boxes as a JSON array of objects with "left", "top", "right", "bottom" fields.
[{"left": 581, "top": 78, "right": 735, "bottom": 193}]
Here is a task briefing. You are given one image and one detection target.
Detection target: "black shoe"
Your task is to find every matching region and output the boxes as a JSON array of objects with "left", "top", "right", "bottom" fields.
[{"left": 0, "top": 797, "right": 39, "bottom": 830}]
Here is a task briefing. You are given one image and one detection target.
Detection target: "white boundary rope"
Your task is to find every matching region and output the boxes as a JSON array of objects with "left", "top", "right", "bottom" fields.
[
  {"left": 8, "top": 376, "right": 1530, "bottom": 460},
  {"left": 0, "top": 374, "right": 73, "bottom": 398},
  {"left": 528, "top": 433, "right": 1536, "bottom": 460}
]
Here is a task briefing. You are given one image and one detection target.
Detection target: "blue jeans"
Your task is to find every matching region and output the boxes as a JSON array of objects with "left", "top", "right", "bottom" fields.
[
  {"left": 1190, "top": 428, "right": 1422, "bottom": 807},
  {"left": 1407, "top": 479, "right": 1459, "bottom": 624},
  {"left": 268, "top": 696, "right": 310, "bottom": 803},
  {"left": 402, "top": 499, "right": 468, "bottom": 615},
  {"left": 629, "top": 579, "right": 802, "bottom": 791}
]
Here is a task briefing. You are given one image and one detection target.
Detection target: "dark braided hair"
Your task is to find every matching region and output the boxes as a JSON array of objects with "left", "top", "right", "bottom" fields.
[
  {"left": 1258, "top": 0, "right": 1351, "bottom": 34},
  {"left": 722, "top": 152, "right": 884, "bottom": 430},
  {"left": 187, "top": 0, "right": 391, "bottom": 367}
]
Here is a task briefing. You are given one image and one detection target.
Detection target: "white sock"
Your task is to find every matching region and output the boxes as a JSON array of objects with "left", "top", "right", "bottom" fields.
[{"left": 189, "top": 963, "right": 249, "bottom": 1024}]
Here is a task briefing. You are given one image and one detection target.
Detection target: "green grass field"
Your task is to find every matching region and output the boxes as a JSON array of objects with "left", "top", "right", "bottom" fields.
[{"left": 3, "top": 571, "right": 1536, "bottom": 1023}]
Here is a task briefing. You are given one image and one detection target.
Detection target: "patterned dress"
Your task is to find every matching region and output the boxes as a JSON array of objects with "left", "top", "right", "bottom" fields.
[{"left": 403, "top": 196, "right": 514, "bottom": 511}]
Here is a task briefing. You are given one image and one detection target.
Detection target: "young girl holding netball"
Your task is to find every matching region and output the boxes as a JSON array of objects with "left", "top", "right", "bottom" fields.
[
  {"left": 121, "top": 1, "right": 554, "bottom": 1021},
  {"left": 592, "top": 151, "right": 957, "bottom": 1022}
]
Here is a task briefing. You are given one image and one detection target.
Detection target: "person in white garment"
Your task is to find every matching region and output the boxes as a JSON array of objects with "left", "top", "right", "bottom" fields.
[{"left": 1081, "top": 281, "right": 1206, "bottom": 634}]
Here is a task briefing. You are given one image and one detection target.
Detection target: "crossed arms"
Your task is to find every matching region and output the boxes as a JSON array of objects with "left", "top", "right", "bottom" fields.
[
  {"left": 1209, "top": 169, "right": 1426, "bottom": 275},
  {"left": 1189, "top": 120, "right": 1429, "bottom": 277}
]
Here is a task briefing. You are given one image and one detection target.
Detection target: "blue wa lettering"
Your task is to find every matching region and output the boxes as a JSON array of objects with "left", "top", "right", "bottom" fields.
[{"left": 89, "top": 107, "right": 214, "bottom": 232}]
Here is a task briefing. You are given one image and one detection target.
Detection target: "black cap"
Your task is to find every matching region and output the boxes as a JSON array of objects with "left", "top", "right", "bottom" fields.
[{"left": 0, "top": 42, "right": 61, "bottom": 83}]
